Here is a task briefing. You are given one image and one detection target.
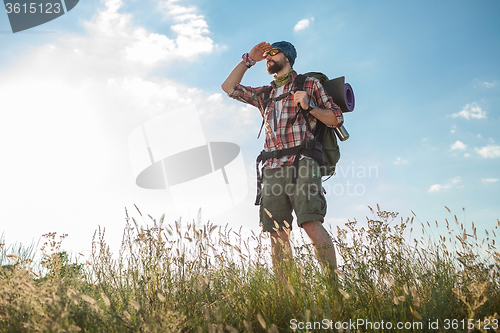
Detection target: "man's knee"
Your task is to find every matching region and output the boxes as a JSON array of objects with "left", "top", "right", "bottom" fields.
[
  {"left": 270, "top": 229, "right": 290, "bottom": 243},
  {"left": 302, "top": 220, "right": 324, "bottom": 233},
  {"left": 302, "top": 220, "right": 333, "bottom": 242}
]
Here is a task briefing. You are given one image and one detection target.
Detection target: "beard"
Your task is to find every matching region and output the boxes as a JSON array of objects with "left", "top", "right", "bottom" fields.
[{"left": 266, "top": 57, "right": 286, "bottom": 74}]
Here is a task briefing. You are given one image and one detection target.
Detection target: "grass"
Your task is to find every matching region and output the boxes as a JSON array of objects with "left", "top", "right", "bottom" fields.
[{"left": 0, "top": 204, "right": 499, "bottom": 332}]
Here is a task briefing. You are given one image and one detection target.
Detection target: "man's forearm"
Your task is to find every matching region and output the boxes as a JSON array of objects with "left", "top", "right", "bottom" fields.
[
  {"left": 221, "top": 61, "right": 248, "bottom": 94},
  {"left": 309, "top": 107, "right": 340, "bottom": 127}
]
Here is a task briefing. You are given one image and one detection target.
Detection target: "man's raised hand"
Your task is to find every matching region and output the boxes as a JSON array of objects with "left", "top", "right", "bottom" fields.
[{"left": 248, "top": 42, "right": 273, "bottom": 62}]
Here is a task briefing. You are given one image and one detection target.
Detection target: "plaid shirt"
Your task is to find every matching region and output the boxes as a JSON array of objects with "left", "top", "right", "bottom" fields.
[{"left": 229, "top": 71, "right": 343, "bottom": 168}]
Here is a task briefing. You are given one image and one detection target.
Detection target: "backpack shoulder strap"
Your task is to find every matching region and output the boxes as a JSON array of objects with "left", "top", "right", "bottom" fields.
[
  {"left": 256, "top": 85, "right": 293, "bottom": 138},
  {"left": 261, "top": 86, "right": 272, "bottom": 104},
  {"left": 294, "top": 74, "right": 307, "bottom": 92},
  {"left": 291, "top": 74, "right": 313, "bottom": 133},
  {"left": 256, "top": 86, "right": 272, "bottom": 138}
]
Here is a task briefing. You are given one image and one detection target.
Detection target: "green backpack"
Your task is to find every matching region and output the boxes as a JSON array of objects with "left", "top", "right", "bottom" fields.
[
  {"left": 293, "top": 72, "right": 344, "bottom": 178},
  {"left": 254, "top": 73, "right": 353, "bottom": 204},
  {"left": 257, "top": 72, "right": 353, "bottom": 179}
]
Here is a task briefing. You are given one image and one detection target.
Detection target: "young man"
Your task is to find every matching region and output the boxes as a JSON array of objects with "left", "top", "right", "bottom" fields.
[{"left": 221, "top": 41, "right": 343, "bottom": 276}]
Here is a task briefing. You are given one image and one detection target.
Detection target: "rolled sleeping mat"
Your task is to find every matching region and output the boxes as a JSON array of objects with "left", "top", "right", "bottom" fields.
[{"left": 322, "top": 76, "right": 355, "bottom": 113}]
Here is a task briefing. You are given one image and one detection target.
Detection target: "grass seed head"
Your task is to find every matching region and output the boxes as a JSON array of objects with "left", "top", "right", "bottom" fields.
[
  {"left": 157, "top": 293, "right": 166, "bottom": 302},
  {"left": 256, "top": 313, "right": 266, "bottom": 329},
  {"left": 130, "top": 300, "right": 140, "bottom": 311},
  {"left": 100, "top": 293, "right": 110, "bottom": 307},
  {"left": 81, "top": 295, "right": 96, "bottom": 305},
  {"left": 6, "top": 254, "right": 20, "bottom": 263},
  {"left": 338, "top": 288, "right": 350, "bottom": 299}
]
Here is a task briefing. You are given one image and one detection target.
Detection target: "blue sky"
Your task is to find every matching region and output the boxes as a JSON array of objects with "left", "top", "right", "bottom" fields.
[{"left": 1, "top": 0, "right": 499, "bottom": 257}]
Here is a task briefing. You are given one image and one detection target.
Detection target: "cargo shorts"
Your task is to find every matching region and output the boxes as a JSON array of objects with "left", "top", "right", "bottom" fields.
[{"left": 259, "top": 158, "right": 327, "bottom": 232}]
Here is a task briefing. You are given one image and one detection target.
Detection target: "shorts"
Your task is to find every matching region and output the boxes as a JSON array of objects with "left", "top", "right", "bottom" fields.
[{"left": 259, "top": 158, "right": 327, "bottom": 232}]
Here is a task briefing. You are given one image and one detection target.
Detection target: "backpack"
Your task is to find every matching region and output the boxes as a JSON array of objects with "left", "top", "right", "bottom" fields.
[
  {"left": 259, "top": 72, "right": 353, "bottom": 178},
  {"left": 254, "top": 72, "right": 354, "bottom": 205},
  {"left": 294, "top": 72, "right": 340, "bottom": 178}
]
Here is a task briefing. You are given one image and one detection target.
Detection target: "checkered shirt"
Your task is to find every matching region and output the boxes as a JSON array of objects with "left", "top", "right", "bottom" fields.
[{"left": 229, "top": 71, "right": 343, "bottom": 169}]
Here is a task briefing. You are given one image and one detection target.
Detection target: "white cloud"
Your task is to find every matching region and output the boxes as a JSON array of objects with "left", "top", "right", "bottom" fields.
[
  {"left": 482, "top": 178, "right": 499, "bottom": 183},
  {"left": 0, "top": 0, "right": 249, "bottom": 257},
  {"left": 450, "top": 125, "right": 456, "bottom": 133},
  {"left": 294, "top": 17, "right": 314, "bottom": 32},
  {"left": 451, "top": 102, "right": 486, "bottom": 120},
  {"left": 83, "top": 0, "right": 213, "bottom": 67},
  {"left": 156, "top": 0, "right": 213, "bottom": 58},
  {"left": 476, "top": 144, "right": 500, "bottom": 158},
  {"left": 450, "top": 140, "right": 467, "bottom": 151},
  {"left": 483, "top": 81, "right": 498, "bottom": 88},
  {"left": 428, "top": 176, "right": 461, "bottom": 192},
  {"left": 393, "top": 157, "right": 408, "bottom": 165},
  {"left": 124, "top": 30, "right": 176, "bottom": 65},
  {"left": 158, "top": 0, "right": 197, "bottom": 18},
  {"left": 428, "top": 184, "right": 444, "bottom": 192},
  {"left": 474, "top": 79, "right": 498, "bottom": 89}
]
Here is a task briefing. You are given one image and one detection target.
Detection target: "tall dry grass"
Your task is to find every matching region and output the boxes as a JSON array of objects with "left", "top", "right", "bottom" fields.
[{"left": 0, "top": 205, "right": 499, "bottom": 332}]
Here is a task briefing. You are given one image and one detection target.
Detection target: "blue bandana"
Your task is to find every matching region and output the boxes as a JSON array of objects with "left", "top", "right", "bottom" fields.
[{"left": 271, "top": 41, "right": 297, "bottom": 68}]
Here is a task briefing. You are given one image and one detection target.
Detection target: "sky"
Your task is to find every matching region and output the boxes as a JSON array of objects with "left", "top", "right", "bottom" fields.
[{"left": 0, "top": 0, "right": 499, "bottom": 259}]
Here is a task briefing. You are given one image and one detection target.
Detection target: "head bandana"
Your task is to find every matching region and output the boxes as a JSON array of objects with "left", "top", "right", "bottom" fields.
[{"left": 271, "top": 41, "right": 297, "bottom": 68}]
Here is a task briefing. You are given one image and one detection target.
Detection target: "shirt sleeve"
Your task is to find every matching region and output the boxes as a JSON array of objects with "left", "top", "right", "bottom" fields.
[{"left": 228, "top": 83, "right": 271, "bottom": 117}]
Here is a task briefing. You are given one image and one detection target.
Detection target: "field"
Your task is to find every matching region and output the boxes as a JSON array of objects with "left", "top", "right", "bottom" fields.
[{"left": 1, "top": 205, "right": 499, "bottom": 332}]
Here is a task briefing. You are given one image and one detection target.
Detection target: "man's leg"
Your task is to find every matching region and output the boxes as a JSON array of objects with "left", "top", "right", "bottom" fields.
[
  {"left": 292, "top": 159, "right": 337, "bottom": 273},
  {"left": 269, "top": 228, "right": 292, "bottom": 282},
  {"left": 302, "top": 220, "right": 337, "bottom": 272},
  {"left": 259, "top": 166, "right": 294, "bottom": 282}
]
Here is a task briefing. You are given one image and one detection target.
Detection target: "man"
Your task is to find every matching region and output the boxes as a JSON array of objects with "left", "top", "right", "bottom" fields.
[{"left": 221, "top": 41, "right": 343, "bottom": 277}]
